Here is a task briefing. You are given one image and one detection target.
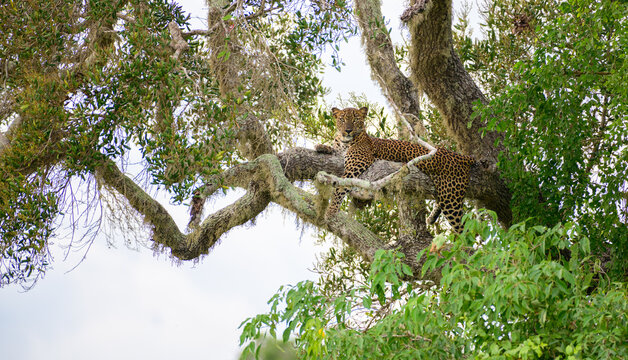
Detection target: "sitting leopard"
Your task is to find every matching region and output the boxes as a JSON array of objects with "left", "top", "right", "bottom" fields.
[{"left": 316, "top": 106, "right": 475, "bottom": 233}]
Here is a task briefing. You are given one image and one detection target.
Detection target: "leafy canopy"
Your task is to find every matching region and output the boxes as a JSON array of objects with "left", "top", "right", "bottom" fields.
[
  {"left": 470, "top": 0, "right": 627, "bottom": 276},
  {"left": 240, "top": 212, "right": 627, "bottom": 359},
  {"left": 0, "top": 0, "right": 355, "bottom": 287}
]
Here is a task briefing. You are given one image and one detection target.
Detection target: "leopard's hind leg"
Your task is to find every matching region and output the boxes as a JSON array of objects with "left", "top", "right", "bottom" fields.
[
  {"left": 440, "top": 198, "right": 465, "bottom": 233},
  {"left": 433, "top": 176, "right": 467, "bottom": 233}
]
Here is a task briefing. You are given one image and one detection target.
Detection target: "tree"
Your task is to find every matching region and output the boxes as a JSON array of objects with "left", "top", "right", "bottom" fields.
[
  {"left": 1, "top": 0, "right": 511, "bottom": 286},
  {"left": 1, "top": 0, "right": 626, "bottom": 357}
]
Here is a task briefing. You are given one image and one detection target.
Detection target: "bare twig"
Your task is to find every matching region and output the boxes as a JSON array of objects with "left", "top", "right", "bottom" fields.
[
  {"left": 315, "top": 147, "right": 437, "bottom": 196},
  {"left": 116, "top": 11, "right": 135, "bottom": 23}
]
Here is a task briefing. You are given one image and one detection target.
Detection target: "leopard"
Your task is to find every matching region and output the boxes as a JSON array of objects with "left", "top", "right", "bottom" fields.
[{"left": 316, "top": 106, "right": 475, "bottom": 233}]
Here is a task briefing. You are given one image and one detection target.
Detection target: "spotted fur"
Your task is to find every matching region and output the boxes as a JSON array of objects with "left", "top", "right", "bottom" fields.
[{"left": 320, "top": 106, "right": 475, "bottom": 233}]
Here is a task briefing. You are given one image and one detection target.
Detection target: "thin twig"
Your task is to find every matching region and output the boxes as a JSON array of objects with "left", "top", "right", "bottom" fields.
[{"left": 116, "top": 11, "right": 135, "bottom": 23}]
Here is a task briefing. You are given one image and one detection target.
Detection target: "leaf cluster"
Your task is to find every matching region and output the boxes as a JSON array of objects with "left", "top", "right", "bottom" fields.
[
  {"left": 470, "top": 0, "right": 626, "bottom": 278},
  {"left": 240, "top": 212, "right": 627, "bottom": 359},
  {"left": 1, "top": 0, "right": 348, "bottom": 287}
]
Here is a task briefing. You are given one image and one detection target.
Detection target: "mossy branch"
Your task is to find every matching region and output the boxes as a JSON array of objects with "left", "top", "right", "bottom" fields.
[
  {"left": 93, "top": 145, "right": 509, "bottom": 281},
  {"left": 94, "top": 153, "right": 387, "bottom": 264},
  {"left": 315, "top": 146, "right": 437, "bottom": 200},
  {"left": 354, "top": 0, "right": 424, "bottom": 137}
]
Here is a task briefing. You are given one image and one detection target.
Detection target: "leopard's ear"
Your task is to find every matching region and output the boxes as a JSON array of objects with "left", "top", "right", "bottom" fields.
[
  {"left": 358, "top": 106, "right": 368, "bottom": 118},
  {"left": 331, "top": 107, "right": 341, "bottom": 118}
]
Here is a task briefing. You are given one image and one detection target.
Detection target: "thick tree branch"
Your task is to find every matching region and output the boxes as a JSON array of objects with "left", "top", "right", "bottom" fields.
[
  {"left": 396, "top": 188, "right": 434, "bottom": 275},
  {"left": 168, "top": 21, "right": 189, "bottom": 60},
  {"left": 186, "top": 180, "right": 272, "bottom": 258},
  {"left": 398, "top": 0, "right": 512, "bottom": 225},
  {"left": 93, "top": 153, "right": 400, "bottom": 276},
  {"left": 94, "top": 146, "right": 483, "bottom": 282},
  {"left": 94, "top": 158, "right": 185, "bottom": 251},
  {"left": 315, "top": 145, "right": 436, "bottom": 199},
  {"left": 402, "top": 0, "right": 503, "bottom": 163},
  {"left": 95, "top": 156, "right": 267, "bottom": 259},
  {"left": 299, "top": 147, "right": 506, "bottom": 216},
  {"left": 354, "top": 0, "right": 425, "bottom": 137},
  {"left": 86, "top": 138, "right": 513, "bottom": 284},
  {"left": 352, "top": 0, "right": 511, "bottom": 225}
]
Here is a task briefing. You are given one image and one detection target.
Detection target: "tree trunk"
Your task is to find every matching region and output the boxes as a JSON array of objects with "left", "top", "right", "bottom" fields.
[{"left": 355, "top": 0, "right": 512, "bottom": 226}]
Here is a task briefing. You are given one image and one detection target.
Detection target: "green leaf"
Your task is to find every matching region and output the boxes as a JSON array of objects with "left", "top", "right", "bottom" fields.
[{"left": 282, "top": 327, "right": 291, "bottom": 343}]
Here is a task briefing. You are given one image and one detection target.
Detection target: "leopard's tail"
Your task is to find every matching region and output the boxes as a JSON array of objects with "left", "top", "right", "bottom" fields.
[{"left": 427, "top": 203, "right": 442, "bottom": 225}]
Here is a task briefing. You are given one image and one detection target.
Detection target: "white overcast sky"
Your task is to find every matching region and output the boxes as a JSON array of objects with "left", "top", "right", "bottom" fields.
[{"left": 0, "top": 1, "right": 476, "bottom": 359}]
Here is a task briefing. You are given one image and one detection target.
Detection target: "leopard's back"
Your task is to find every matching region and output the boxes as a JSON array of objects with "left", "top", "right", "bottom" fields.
[{"left": 369, "top": 137, "right": 431, "bottom": 163}]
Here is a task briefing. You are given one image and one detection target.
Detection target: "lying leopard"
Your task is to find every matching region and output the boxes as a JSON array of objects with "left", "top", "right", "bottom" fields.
[{"left": 316, "top": 106, "right": 475, "bottom": 233}]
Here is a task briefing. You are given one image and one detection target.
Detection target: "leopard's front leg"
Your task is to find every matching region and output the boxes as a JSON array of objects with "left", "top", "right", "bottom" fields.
[{"left": 325, "top": 147, "right": 374, "bottom": 218}]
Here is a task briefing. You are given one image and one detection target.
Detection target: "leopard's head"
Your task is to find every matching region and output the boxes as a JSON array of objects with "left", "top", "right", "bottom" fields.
[{"left": 331, "top": 106, "right": 368, "bottom": 143}]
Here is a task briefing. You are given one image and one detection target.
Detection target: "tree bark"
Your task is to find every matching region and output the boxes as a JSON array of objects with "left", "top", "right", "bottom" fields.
[
  {"left": 354, "top": 0, "right": 425, "bottom": 137},
  {"left": 94, "top": 145, "right": 506, "bottom": 283},
  {"left": 403, "top": 0, "right": 503, "bottom": 162}
]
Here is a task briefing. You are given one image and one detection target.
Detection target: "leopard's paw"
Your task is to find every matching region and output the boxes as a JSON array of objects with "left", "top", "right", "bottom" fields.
[{"left": 315, "top": 144, "right": 335, "bottom": 154}]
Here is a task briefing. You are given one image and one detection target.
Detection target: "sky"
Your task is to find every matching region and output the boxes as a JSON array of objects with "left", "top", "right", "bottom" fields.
[{"left": 0, "top": 1, "right": 476, "bottom": 359}]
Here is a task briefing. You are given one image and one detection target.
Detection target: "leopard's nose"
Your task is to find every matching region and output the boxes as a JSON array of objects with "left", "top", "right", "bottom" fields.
[{"left": 345, "top": 129, "right": 352, "bottom": 134}]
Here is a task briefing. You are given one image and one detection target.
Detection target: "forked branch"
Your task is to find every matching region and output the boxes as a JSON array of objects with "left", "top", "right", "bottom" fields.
[{"left": 94, "top": 153, "right": 388, "bottom": 265}]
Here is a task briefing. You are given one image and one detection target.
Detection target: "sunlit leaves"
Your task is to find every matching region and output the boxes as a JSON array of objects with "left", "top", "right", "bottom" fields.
[
  {"left": 473, "top": 0, "right": 627, "bottom": 278},
  {"left": 240, "top": 213, "right": 627, "bottom": 359}
]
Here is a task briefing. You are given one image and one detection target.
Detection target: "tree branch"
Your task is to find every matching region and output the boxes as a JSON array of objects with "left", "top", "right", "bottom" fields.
[
  {"left": 354, "top": 0, "right": 425, "bottom": 137},
  {"left": 95, "top": 158, "right": 188, "bottom": 255},
  {"left": 402, "top": 0, "right": 503, "bottom": 162},
  {"left": 400, "top": 0, "right": 512, "bottom": 225},
  {"left": 315, "top": 146, "right": 437, "bottom": 198},
  {"left": 93, "top": 153, "right": 399, "bottom": 275},
  {"left": 186, "top": 180, "right": 271, "bottom": 258},
  {"left": 90, "top": 139, "right": 516, "bottom": 283},
  {"left": 168, "top": 21, "right": 189, "bottom": 60}
]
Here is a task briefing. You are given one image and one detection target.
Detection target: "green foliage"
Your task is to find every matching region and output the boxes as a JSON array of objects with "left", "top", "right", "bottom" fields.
[
  {"left": 239, "top": 1, "right": 628, "bottom": 357},
  {"left": 462, "top": 0, "right": 628, "bottom": 278},
  {"left": 1, "top": 0, "right": 344, "bottom": 287},
  {"left": 314, "top": 246, "right": 370, "bottom": 299},
  {"left": 240, "top": 212, "right": 628, "bottom": 359},
  {"left": 239, "top": 337, "right": 297, "bottom": 360},
  {"left": 0, "top": 0, "right": 198, "bottom": 287},
  {"left": 0, "top": 175, "right": 56, "bottom": 286}
]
